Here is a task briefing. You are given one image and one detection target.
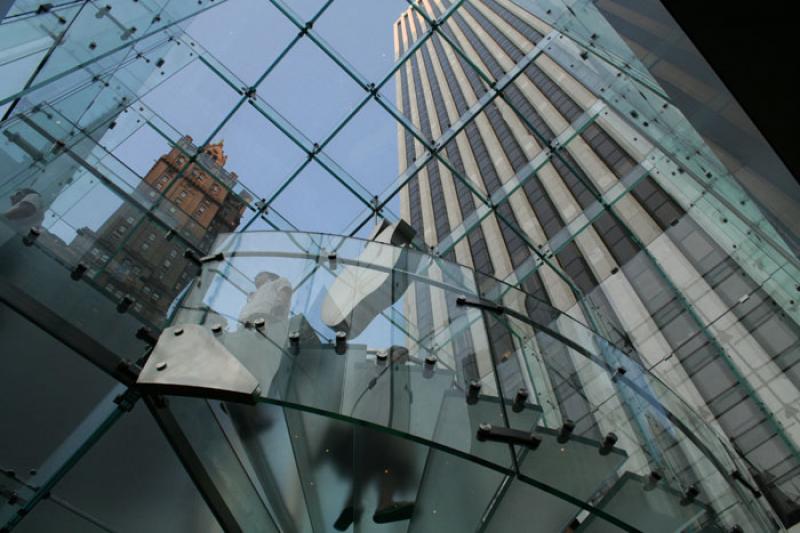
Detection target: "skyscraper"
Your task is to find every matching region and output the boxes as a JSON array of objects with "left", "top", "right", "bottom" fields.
[
  {"left": 2, "top": 0, "right": 800, "bottom": 530},
  {"left": 394, "top": 0, "right": 800, "bottom": 525}
]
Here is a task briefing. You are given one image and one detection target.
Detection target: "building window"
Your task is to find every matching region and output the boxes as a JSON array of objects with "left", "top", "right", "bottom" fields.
[
  {"left": 175, "top": 190, "right": 188, "bottom": 206},
  {"left": 163, "top": 259, "right": 171, "bottom": 268},
  {"left": 125, "top": 216, "right": 135, "bottom": 224},
  {"left": 210, "top": 184, "right": 219, "bottom": 194},
  {"left": 141, "top": 242, "right": 150, "bottom": 251},
  {"left": 169, "top": 249, "right": 177, "bottom": 258}
]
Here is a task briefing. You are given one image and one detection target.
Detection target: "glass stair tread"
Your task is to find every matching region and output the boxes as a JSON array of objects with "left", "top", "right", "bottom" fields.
[{"left": 578, "top": 472, "right": 708, "bottom": 533}]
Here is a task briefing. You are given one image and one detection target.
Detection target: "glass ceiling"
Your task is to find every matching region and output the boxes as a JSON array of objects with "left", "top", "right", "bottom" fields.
[
  {"left": 2, "top": 0, "right": 800, "bottom": 530},
  {"left": 3, "top": 0, "right": 796, "bottom": 263}
]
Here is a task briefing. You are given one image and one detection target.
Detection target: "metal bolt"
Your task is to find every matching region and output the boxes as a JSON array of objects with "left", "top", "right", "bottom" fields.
[
  {"left": 116, "top": 295, "right": 133, "bottom": 314},
  {"left": 376, "top": 350, "right": 388, "bottom": 363},
  {"left": 335, "top": 331, "right": 347, "bottom": 354},
  {"left": 680, "top": 484, "right": 699, "bottom": 506},
  {"left": 423, "top": 355, "right": 437, "bottom": 379},
  {"left": 599, "top": 432, "right": 617, "bottom": 455},
  {"left": 644, "top": 470, "right": 662, "bottom": 491},
  {"left": 173, "top": 328, "right": 184, "bottom": 336},
  {"left": 557, "top": 419, "right": 575, "bottom": 444},
  {"left": 512, "top": 388, "right": 529, "bottom": 412},
  {"left": 70, "top": 263, "right": 87, "bottom": 281},
  {"left": 211, "top": 324, "right": 223, "bottom": 334},
  {"left": 156, "top": 362, "right": 167, "bottom": 371},
  {"left": 467, "top": 380, "right": 482, "bottom": 404},
  {"left": 254, "top": 317, "right": 266, "bottom": 329},
  {"left": 289, "top": 331, "right": 300, "bottom": 354}
]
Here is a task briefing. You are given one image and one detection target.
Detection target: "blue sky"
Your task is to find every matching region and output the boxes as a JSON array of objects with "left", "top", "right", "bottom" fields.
[
  {"left": 39, "top": 0, "right": 412, "bottom": 243},
  {"left": 141, "top": 0, "right": 410, "bottom": 233}
]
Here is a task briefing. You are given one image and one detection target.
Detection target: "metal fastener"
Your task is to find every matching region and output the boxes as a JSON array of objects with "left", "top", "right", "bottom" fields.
[
  {"left": 599, "top": 432, "right": 617, "bottom": 455},
  {"left": 557, "top": 419, "right": 575, "bottom": 444},
  {"left": 512, "top": 388, "right": 529, "bottom": 412},
  {"left": 467, "top": 380, "right": 481, "bottom": 404},
  {"left": 335, "top": 331, "right": 347, "bottom": 354}
]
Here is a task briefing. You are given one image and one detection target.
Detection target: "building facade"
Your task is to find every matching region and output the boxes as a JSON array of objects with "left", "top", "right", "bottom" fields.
[
  {"left": 74, "top": 137, "right": 248, "bottom": 324},
  {"left": 394, "top": 0, "right": 800, "bottom": 526},
  {"left": 2, "top": 0, "right": 800, "bottom": 530}
]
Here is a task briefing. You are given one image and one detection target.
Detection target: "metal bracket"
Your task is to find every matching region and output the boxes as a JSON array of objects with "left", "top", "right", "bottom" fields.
[
  {"left": 137, "top": 325, "right": 261, "bottom": 404},
  {"left": 456, "top": 296, "right": 505, "bottom": 314},
  {"left": 732, "top": 469, "right": 762, "bottom": 498},
  {"left": 476, "top": 423, "right": 541, "bottom": 450},
  {"left": 184, "top": 249, "right": 225, "bottom": 266}
]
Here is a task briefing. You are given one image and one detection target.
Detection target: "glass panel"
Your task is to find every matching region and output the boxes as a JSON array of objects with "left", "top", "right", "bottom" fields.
[
  {"left": 0, "top": 302, "right": 115, "bottom": 475},
  {"left": 3, "top": 0, "right": 799, "bottom": 528},
  {"left": 14, "top": 498, "right": 112, "bottom": 533},
  {"left": 158, "top": 231, "right": 773, "bottom": 530},
  {"left": 52, "top": 401, "right": 222, "bottom": 532}
]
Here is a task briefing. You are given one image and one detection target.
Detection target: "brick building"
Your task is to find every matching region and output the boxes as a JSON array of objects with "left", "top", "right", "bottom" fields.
[{"left": 75, "top": 136, "right": 249, "bottom": 324}]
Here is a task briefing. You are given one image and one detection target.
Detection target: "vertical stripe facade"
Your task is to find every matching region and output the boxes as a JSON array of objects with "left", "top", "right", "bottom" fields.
[{"left": 395, "top": 0, "right": 800, "bottom": 505}]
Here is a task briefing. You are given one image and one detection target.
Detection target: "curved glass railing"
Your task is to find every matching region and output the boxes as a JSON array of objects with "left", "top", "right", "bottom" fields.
[{"left": 155, "top": 231, "right": 775, "bottom": 532}]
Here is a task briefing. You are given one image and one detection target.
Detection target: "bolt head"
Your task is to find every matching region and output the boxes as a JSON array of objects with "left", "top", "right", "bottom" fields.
[
  {"left": 156, "top": 362, "right": 167, "bottom": 371},
  {"left": 211, "top": 324, "right": 223, "bottom": 334},
  {"left": 173, "top": 328, "right": 184, "bottom": 336}
]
